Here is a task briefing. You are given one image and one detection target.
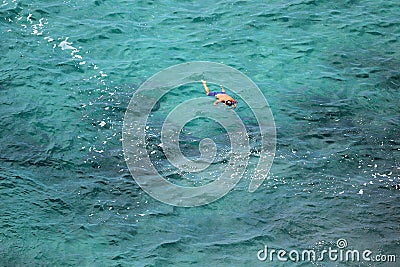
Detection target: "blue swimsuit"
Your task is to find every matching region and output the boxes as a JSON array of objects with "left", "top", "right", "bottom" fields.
[{"left": 207, "top": 91, "right": 226, "bottom": 97}]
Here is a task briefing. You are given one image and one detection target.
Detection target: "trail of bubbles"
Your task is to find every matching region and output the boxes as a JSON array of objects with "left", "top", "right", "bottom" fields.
[{"left": 2, "top": 2, "right": 122, "bottom": 168}]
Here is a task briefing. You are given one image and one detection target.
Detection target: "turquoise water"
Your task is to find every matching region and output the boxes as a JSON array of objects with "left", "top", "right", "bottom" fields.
[{"left": 1, "top": 0, "right": 399, "bottom": 266}]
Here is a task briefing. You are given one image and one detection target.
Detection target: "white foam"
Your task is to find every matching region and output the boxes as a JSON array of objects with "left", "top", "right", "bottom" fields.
[
  {"left": 44, "top": 36, "right": 54, "bottom": 42},
  {"left": 27, "top": 13, "right": 33, "bottom": 24},
  {"left": 58, "top": 37, "right": 78, "bottom": 51}
]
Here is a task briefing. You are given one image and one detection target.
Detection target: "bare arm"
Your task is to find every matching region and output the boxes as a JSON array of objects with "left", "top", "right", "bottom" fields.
[
  {"left": 214, "top": 99, "right": 222, "bottom": 106},
  {"left": 220, "top": 85, "right": 225, "bottom": 92}
]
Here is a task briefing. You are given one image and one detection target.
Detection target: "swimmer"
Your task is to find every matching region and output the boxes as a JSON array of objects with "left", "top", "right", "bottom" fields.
[{"left": 201, "top": 80, "right": 237, "bottom": 109}]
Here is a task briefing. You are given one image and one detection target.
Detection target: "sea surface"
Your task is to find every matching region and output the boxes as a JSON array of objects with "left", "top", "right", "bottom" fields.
[{"left": 1, "top": 0, "right": 399, "bottom": 266}]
